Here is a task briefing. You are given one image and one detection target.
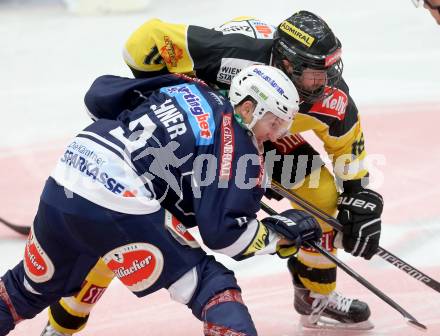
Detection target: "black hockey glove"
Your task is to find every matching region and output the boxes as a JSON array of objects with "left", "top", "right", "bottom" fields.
[
  {"left": 335, "top": 188, "right": 384, "bottom": 260},
  {"left": 262, "top": 209, "right": 322, "bottom": 258}
]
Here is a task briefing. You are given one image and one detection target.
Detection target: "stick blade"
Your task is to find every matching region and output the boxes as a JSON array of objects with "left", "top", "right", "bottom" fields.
[
  {"left": 0, "top": 217, "right": 31, "bottom": 236},
  {"left": 12, "top": 225, "right": 31, "bottom": 235},
  {"left": 406, "top": 318, "right": 427, "bottom": 331}
]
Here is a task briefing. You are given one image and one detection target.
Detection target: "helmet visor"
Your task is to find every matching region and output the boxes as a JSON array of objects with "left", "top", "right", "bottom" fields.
[
  {"left": 291, "top": 59, "right": 343, "bottom": 103},
  {"left": 273, "top": 39, "right": 343, "bottom": 103}
]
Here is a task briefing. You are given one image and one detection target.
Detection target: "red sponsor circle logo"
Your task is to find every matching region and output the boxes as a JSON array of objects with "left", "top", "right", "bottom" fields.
[
  {"left": 273, "top": 133, "right": 306, "bottom": 154},
  {"left": 310, "top": 87, "right": 348, "bottom": 121},
  {"left": 219, "top": 114, "right": 234, "bottom": 181},
  {"left": 103, "top": 243, "right": 163, "bottom": 293},
  {"left": 81, "top": 283, "right": 107, "bottom": 304},
  {"left": 160, "top": 36, "right": 183, "bottom": 67},
  {"left": 23, "top": 228, "right": 55, "bottom": 283}
]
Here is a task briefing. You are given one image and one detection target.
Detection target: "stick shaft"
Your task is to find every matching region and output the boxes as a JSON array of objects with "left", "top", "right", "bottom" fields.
[
  {"left": 269, "top": 180, "right": 440, "bottom": 293},
  {"left": 260, "top": 202, "right": 426, "bottom": 330}
]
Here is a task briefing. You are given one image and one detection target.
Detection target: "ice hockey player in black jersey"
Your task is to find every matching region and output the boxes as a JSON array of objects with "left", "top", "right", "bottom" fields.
[
  {"left": 44, "top": 11, "right": 384, "bottom": 334},
  {"left": 0, "top": 65, "right": 324, "bottom": 336}
]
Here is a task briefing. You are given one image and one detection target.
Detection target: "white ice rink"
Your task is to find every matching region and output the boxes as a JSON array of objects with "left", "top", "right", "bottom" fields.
[{"left": 0, "top": 0, "right": 439, "bottom": 335}]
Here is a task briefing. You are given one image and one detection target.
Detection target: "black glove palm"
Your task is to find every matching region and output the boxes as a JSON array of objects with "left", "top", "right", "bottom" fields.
[{"left": 336, "top": 189, "right": 383, "bottom": 260}]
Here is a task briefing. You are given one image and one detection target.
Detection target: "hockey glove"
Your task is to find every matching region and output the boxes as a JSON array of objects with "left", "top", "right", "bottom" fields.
[
  {"left": 262, "top": 209, "right": 322, "bottom": 258},
  {"left": 335, "top": 188, "right": 384, "bottom": 260}
]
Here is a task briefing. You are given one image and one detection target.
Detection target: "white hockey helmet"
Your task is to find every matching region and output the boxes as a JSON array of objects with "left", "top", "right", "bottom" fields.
[{"left": 229, "top": 64, "right": 299, "bottom": 130}]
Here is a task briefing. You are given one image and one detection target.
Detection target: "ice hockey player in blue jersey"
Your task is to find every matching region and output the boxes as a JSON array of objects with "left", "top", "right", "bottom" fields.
[{"left": 0, "top": 64, "right": 322, "bottom": 336}]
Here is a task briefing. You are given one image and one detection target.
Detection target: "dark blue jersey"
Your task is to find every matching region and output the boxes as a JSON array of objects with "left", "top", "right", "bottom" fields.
[{"left": 50, "top": 75, "right": 265, "bottom": 258}]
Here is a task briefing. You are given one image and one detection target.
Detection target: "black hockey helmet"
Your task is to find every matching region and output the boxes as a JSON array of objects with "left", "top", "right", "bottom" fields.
[{"left": 272, "top": 11, "right": 343, "bottom": 103}]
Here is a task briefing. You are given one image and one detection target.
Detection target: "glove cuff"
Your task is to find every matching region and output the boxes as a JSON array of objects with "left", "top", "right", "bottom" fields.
[
  {"left": 333, "top": 231, "right": 343, "bottom": 249},
  {"left": 256, "top": 227, "right": 281, "bottom": 256},
  {"left": 237, "top": 221, "right": 282, "bottom": 259},
  {"left": 342, "top": 177, "right": 369, "bottom": 193}
]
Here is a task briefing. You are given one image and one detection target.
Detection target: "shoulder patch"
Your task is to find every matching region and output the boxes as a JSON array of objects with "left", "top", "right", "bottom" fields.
[
  {"left": 248, "top": 19, "right": 275, "bottom": 39},
  {"left": 309, "top": 87, "right": 348, "bottom": 121},
  {"left": 215, "top": 18, "right": 275, "bottom": 39},
  {"left": 161, "top": 36, "right": 184, "bottom": 68},
  {"left": 215, "top": 20, "right": 255, "bottom": 37}
]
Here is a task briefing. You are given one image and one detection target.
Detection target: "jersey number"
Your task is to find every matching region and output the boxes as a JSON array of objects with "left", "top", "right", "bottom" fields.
[{"left": 109, "top": 113, "right": 157, "bottom": 155}]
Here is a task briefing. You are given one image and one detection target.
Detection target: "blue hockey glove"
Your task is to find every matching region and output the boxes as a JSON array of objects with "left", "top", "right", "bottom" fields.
[{"left": 262, "top": 209, "right": 322, "bottom": 258}]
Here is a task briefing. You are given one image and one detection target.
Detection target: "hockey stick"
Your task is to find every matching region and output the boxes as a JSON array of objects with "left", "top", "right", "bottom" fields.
[
  {"left": 0, "top": 216, "right": 30, "bottom": 236},
  {"left": 260, "top": 201, "right": 427, "bottom": 331},
  {"left": 269, "top": 179, "right": 440, "bottom": 294}
]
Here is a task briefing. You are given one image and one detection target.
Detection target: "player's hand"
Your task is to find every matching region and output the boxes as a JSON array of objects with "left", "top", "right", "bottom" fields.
[
  {"left": 262, "top": 209, "right": 322, "bottom": 258},
  {"left": 275, "top": 238, "right": 298, "bottom": 258},
  {"left": 335, "top": 188, "right": 383, "bottom": 260}
]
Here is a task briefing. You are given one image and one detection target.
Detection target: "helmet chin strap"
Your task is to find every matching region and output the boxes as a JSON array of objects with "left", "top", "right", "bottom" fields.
[
  {"left": 247, "top": 105, "right": 267, "bottom": 131},
  {"left": 246, "top": 116, "right": 258, "bottom": 131},
  {"left": 234, "top": 112, "right": 257, "bottom": 137},
  {"left": 234, "top": 103, "right": 264, "bottom": 135}
]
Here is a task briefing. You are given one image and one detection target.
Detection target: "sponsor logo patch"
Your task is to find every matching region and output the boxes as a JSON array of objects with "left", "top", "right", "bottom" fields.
[
  {"left": 80, "top": 284, "right": 107, "bottom": 304},
  {"left": 103, "top": 243, "right": 164, "bottom": 293},
  {"left": 279, "top": 21, "right": 315, "bottom": 47},
  {"left": 216, "top": 58, "right": 263, "bottom": 84},
  {"left": 216, "top": 22, "right": 253, "bottom": 35},
  {"left": 219, "top": 114, "right": 234, "bottom": 181},
  {"left": 216, "top": 18, "right": 274, "bottom": 39},
  {"left": 23, "top": 228, "right": 55, "bottom": 283},
  {"left": 302, "top": 230, "right": 335, "bottom": 253},
  {"left": 273, "top": 134, "right": 306, "bottom": 154},
  {"left": 325, "top": 48, "right": 342, "bottom": 67},
  {"left": 254, "top": 23, "right": 274, "bottom": 38},
  {"left": 162, "top": 84, "right": 215, "bottom": 145},
  {"left": 252, "top": 67, "right": 285, "bottom": 95},
  {"left": 60, "top": 148, "right": 130, "bottom": 196},
  {"left": 161, "top": 36, "right": 183, "bottom": 67},
  {"left": 165, "top": 211, "right": 199, "bottom": 248},
  {"left": 310, "top": 87, "right": 348, "bottom": 121}
]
